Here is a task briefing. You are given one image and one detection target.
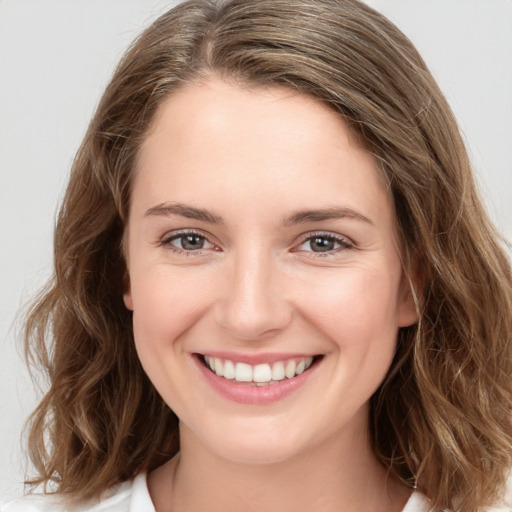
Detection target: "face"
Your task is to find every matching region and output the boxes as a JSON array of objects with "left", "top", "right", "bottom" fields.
[{"left": 124, "top": 78, "right": 417, "bottom": 465}]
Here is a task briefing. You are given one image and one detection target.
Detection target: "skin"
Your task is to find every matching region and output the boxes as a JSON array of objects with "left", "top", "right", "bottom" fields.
[{"left": 123, "top": 77, "right": 418, "bottom": 512}]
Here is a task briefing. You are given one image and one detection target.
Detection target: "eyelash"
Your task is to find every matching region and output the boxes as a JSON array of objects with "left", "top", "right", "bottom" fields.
[
  {"left": 159, "top": 229, "right": 217, "bottom": 256},
  {"left": 159, "top": 229, "right": 354, "bottom": 257},
  {"left": 294, "top": 231, "right": 354, "bottom": 257}
]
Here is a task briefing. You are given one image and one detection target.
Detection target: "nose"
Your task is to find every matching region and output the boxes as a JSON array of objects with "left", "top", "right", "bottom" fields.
[{"left": 214, "top": 248, "right": 293, "bottom": 341}]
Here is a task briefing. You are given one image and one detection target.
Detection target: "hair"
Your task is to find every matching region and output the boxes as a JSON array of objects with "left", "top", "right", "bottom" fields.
[{"left": 23, "top": 0, "right": 512, "bottom": 510}]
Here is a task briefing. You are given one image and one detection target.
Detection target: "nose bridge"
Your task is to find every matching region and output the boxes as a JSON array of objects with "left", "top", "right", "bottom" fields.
[{"left": 215, "top": 244, "right": 291, "bottom": 340}]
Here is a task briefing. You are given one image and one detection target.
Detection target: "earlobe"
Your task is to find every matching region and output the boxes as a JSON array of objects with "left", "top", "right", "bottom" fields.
[
  {"left": 397, "top": 270, "right": 421, "bottom": 327},
  {"left": 123, "top": 272, "right": 134, "bottom": 311},
  {"left": 397, "top": 292, "right": 419, "bottom": 327}
]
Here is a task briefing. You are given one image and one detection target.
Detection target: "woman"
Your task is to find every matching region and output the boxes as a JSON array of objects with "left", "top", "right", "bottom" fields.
[{"left": 2, "top": 0, "right": 511, "bottom": 511}]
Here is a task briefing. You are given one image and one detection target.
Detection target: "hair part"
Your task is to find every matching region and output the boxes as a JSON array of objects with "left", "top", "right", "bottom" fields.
[{"left": 24, "top": 1, "right": 512, "bottom": 510}]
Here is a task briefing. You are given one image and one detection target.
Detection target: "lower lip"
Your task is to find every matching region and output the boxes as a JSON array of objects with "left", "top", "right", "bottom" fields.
[{"left": 193, "top": 356, "right": 320, "bottom": 405}]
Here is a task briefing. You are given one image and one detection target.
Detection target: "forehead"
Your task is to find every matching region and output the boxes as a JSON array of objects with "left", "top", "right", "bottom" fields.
[
  {"left": 139, "top": 78, "right": 363, "bottom": 164},
  {"left": 134, "top": 78, "right": 393, "bottom": 227}
]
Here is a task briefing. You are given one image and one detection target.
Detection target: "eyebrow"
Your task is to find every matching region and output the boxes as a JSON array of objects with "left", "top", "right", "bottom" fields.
[
  {"left": 144, "top": 202, "right": 373, "bottom": 226},
  {"left": 283, "top": 207, "right": 374, "bottom": 226},
  {"left": 144, "top": 203, "right": 225, "bottom": 224}
]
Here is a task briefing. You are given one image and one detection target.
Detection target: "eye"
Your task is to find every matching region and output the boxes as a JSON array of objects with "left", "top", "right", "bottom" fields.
[
  {"left": 161, "top": 230, "right": 216, "bottom": 253},
  {"left": 294, "top": 232, "right": 353, "bottom": 254}
]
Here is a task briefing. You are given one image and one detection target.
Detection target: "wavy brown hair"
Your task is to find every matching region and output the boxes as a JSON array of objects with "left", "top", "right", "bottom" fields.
[{"left": 24, "top": 0, "right": 512, "bottom": 510}]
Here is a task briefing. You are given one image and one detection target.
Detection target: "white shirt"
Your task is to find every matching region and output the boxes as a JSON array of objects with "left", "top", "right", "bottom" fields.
[
  {"left": 1, "top": 473, "right": 510, "bottom": 511},
  {"left": 0, "top": 472, "right": 432, "bottom": 512}
]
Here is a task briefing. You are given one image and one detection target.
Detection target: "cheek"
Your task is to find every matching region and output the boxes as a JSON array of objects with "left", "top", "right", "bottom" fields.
[
  {"left": 132, "top": 264, "right": 211, "bottom": 323},
  {"left": 299, "top": 267, "right": 402, "bottom": 349},
  {"left": 128, "top": 267, "right": 218, "bottom": 417},
  {"left": 295, "top": 266, "right": 402, "bottom": 405},
  {"left": 130, "top": 267, "right": 210, "bottom": 365},
  {"left": 272, "top": 267, "right": 403, "bottom": 438}
]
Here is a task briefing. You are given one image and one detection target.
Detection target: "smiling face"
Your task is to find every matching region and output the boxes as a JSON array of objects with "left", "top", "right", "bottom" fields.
[{"left": 123, "top": 78, "right": 417, "bottom": 465}]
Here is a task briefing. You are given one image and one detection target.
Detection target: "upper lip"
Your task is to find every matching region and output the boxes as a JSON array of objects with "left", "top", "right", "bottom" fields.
[{"left": 195, "top": 351, "right": 320, "bottom": 365}]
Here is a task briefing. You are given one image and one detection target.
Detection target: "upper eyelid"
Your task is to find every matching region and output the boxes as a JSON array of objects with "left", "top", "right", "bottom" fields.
[
  {"left": 160, "top": 229, "right": 352, "bottom": 242},
  {"left": 295, "top": 231, "right": 354, "bottom": 245},
  {"left": 160, "top": 230, "right": 218, "bottom": 255},
  {"left": 162, "top": 228, "right": 214, "bottom": 241},
  {"left": 159, "top": 229, "right": 354, "bottom": 251}
]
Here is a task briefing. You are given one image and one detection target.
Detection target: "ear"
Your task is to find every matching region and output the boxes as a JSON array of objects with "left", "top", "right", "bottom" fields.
[
  {"left": 121, "top": 231, "right": 134, "bottom": 311},
  {"left": 397, "top": 267, "right": 421, "bottom": 327},
  {"left": 123, "top": 271, "right": 134, "bottom": 311}
]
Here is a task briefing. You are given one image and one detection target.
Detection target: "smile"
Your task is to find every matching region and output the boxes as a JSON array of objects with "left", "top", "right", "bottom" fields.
[
  {"left": 194, "top": 352, "right": 322, "bottom": 404},
  {"left": 202, "top": 355, "right": 316, "bottom": 385}
]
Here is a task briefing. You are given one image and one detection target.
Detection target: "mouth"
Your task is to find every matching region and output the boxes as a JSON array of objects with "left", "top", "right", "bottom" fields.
[{"left": 196, "top": 353, "right": 322, "bottom": 386}]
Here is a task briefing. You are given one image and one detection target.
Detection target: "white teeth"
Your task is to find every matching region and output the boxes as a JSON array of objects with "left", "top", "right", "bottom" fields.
[
  {"left": 223, "top": 359, "right": 235, "bottom": 380},
  {"left": 205, "top": 355, "right": 215, "bottom": 372},
  {"left": 284, "top": 360, "right": 297, "bottom": 379},
  {"left": 271, "top": 361, "right": 285, "bottom": 381},
  {"left": 235, "top": 362, "right": 253, "bottom": 382},
  {"left": 214, "top": 357, "right": 224, "bottom": 377},
  {"left": 203, "top": 355, "right": 316, "bottom": 384},
  {"left": 296, "top": 357, "right": 314, "bottom": 375},
  {"left": 253, "top": 364, "right": 272, "bottom": 383}
]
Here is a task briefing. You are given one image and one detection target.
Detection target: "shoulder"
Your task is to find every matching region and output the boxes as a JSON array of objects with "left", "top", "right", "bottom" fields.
[
  {"left": 0, "top": 473, "right": 154, "bottom": 512},
  {"left": 402, "top": 491, "right": 431, "bottom": 512},
  {"left": 402, "top": 474, "right": 512, "bottom": 512}
]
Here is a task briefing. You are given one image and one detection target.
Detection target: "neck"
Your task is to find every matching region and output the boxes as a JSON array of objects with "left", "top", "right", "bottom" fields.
[{"left": 148, "top": 421, "right": 411, "bottom": 512}]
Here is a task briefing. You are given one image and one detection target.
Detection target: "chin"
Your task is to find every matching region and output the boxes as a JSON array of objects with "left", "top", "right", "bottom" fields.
[
  {"left": 189, "top": 417, "right": 314, "bottom": 466},
  {"left": 215, "top": 440, "right": 303, "bottom": 466}
]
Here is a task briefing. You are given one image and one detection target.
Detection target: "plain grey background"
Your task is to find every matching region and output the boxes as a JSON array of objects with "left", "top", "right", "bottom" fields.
[{"left": 1, "top": 0, "right": 511, "bottom": 501}]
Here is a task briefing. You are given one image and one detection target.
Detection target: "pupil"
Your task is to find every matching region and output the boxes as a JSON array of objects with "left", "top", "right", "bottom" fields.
[
  {"left": 182, "top": 235, "right": 204, "bottom": 250},
  {"left": 311, "top": 237, "right": 334, "bottom": 252}
]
